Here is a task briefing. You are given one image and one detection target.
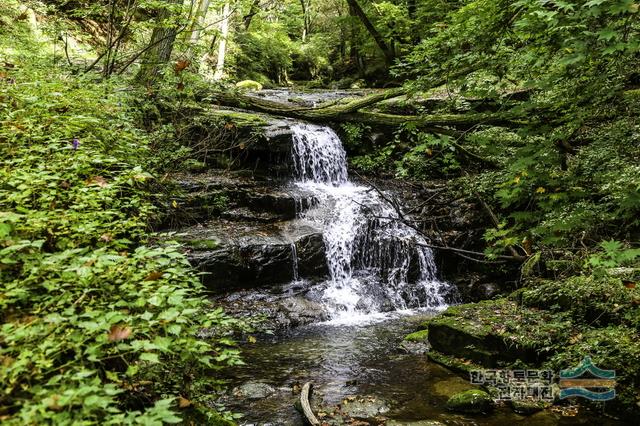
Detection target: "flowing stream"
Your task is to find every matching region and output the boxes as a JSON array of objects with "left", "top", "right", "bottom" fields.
[
  {"left": 220, "top": 118, "right": 620, "bottom": 425},
  {"left": 290, "top": 123, "right": 451, "bottom": 324}
]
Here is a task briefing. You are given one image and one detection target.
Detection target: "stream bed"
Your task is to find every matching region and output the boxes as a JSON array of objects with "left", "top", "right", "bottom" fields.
[{"left": 221, "top": 314, "right": 620, "bottom": 425}]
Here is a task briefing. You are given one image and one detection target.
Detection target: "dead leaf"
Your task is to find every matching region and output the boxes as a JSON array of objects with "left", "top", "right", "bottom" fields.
[
  {"left": 247, "top": 335, "right": 257, "bottom": 343},
  {"left": 48, "top": 394, "right": 63, "bottom": 412},
  {"left": 108, "top": 325, "right": 132, "bottom": 342},
  {"left": 145, "top": 271, "right": 164, "bottom": 281},
  {"left": 176, "top": 82, "right": 184, "bottom": 91},
  {"left": 174, "top": 59, "right": 190, "bottom": 73},
  {"left": 85, "top": 176, "right": 108, "bottom": 188},
  {"left": 569, "top": 333, "right": 582, "bottom": 344},
  {"left": 623, "top": 281, "right": 636, "bottom": 289},
  {"left": 178, "top": 396, "right": 191, "bottom": 408},
  {"left": 224, "top": 122, "right": 236, "bottom": 130},
  {"left": 100, "top": 234, "right": 113, "bottom": 242}
]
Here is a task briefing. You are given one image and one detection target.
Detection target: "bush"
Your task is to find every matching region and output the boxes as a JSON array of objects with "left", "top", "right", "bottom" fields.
[{"left": 0, "top": 19, "right": 241, "bottom": 424}]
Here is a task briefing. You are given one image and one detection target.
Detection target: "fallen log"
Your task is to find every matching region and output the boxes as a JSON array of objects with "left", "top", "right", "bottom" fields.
[{"left": 207, "top": 90, "right": 522, "bottom": 131}]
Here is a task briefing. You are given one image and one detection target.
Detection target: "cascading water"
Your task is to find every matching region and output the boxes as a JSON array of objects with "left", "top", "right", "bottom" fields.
[{"left": 289, "top": 123, "right": 452, "bottom": 323}]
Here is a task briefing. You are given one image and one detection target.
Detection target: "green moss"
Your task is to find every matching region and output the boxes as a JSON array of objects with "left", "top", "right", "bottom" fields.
[
  {"left": 180, "top": 238, "right": 220, "bottom": 250},
  {"left": 445, "top": 389, "right": 493, "bottom": 414},
  {"left": 521, "top": 275, "right": 640, "bottom": 326},
  {"left": 427, "top": 350, "right": 481, "bottom": 375},
  {"left": 235, "top": 80, "right": 264, "bottom": 91},
  {"left": 404, "top": 329, "right": 429, "bottom": 342}
]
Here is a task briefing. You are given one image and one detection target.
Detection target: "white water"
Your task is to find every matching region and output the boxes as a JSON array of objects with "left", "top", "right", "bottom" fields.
[{"left": 290, "top": 123, "right": 451, "bottom": 324}]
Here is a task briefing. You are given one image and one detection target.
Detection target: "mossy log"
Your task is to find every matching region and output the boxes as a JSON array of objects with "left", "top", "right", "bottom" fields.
[{"left": 207, "top": 88, "right": 522, "bottom": 131}]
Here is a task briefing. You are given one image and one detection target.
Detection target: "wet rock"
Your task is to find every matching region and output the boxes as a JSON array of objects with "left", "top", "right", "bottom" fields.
[
  {"left": 340, "top": 396, "right": 389, "bottom": 420},
  {"left": 170, "top": 171, "right": 316, "bottom": 224},
  {"left": 232, "top": 382, "right": 276, "bottom": 399},
  {"left": 445, "top": 389, "right": 493, "bottom": 414},
  {"left": 398, "top": 340, "right": 429, "bottom": 355},
  {"left": 509, "top": 399, "right": 546, "bottom": 415},
  {"left": 179, "top": 220, "right": 327, "bottom": 290},
  {"left": 276, "top": 296, "right": 329, "bottom": 327},
  {"left": 398, "top": 324, "right": 432, "bottom": 354}
]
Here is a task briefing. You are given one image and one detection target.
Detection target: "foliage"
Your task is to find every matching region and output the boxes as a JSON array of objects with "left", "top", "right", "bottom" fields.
[{"left": 0, "top": 18, "right": 241, "bottom": 424}]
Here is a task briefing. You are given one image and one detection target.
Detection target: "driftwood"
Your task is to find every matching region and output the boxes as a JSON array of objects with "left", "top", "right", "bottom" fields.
[{"left": 300, "top": 382, "right": 320, "bottom": 426}]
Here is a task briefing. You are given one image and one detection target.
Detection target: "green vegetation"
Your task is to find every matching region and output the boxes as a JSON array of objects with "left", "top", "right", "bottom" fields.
[{"left": 0, "top": 5, "right": 242, "bottom": 424}]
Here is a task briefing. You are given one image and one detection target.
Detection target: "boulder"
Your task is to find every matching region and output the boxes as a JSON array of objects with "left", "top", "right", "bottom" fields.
[
  {"left": 445, "top": 389, "right": 493, "bottom": 414},
  {"left": 181, "top": 220, "right": 327, "bottom": 290}
]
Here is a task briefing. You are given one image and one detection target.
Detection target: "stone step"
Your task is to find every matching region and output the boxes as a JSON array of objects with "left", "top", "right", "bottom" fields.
[
  {"left": 172, "top": 171, "right": 317, "bottom": 224},
  {"left": 171, "top": 219, "right": 327, "bottom": 291}
]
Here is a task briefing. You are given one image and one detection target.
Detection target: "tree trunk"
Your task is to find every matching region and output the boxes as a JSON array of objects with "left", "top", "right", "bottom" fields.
[
  {"left": 213, "top": 2, "right": 230, "bottom": 80},
  {"left": 136, "top": 0, "right": 182, "bottom": 84},
  {"left": 188, "top": 0, "right": 212, "bottom": 45},
  {"left": 407, "top": 0, "right": 416, "bottom": 18},
  {"left": 345, "top": 0, "right": 395, "bottom": 65},
  {"left": 244, "top": 0, "right": 260, "bottom": 30},
  {"left": 300, "top": 0, "right": 311, "bottom": 42}
]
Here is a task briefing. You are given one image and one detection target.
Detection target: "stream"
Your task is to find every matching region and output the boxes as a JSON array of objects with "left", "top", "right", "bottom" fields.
[{"left": 205, "top": 100, "right": 622, "bottom": 425}]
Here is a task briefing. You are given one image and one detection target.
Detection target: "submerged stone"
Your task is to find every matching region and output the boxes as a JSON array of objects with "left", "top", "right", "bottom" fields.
[
  {"left": 232, "top": 381, "right": 276, "bottom": 399},
  {"left": 445, "top": 389, "right": 493, "bottom": 414},
  {"left": 340, "top": 396, "right": 389, "bottom": 420}
]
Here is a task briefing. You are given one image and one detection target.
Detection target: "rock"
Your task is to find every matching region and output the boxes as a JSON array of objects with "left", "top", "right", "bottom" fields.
[
  {"left": 445, "top": 389, "right": 493, "bottom": 414},
  {"left": 387, "top": 421, "right": 445, "bottom": 426},
  {"left": 404, "top": 329, "right": 429, "bottom": 342},
  {"left": 427, "top": 300, "right": 549, "bottom": 367},
  {"left": 340, "top": 396, "right": 389, "bottom": 420},
  {"left": 276, "top": 296, "right": 329, "bottom": 327},
  {"left": 510, "top": 399, "right": 545, "bottom": 415},
  {"left": 179, "top": 220, "right": 327, "bottom": 290},
  {"left": 232, "top": 381, "right": 275, "bottom": 399},
  {"left": 235, "top": 80, "right": 264, "bottom": 91},
  {"left": 431, "top": 377, "right": 475, "bottom": 398},
  {"left": 399, "top": 340, "right": 429, "bottom": 355}
]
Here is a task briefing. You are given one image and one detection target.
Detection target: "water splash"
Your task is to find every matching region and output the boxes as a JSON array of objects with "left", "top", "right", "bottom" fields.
[{"left": 290, "top": 122, "right": 451, "bottom": 324}]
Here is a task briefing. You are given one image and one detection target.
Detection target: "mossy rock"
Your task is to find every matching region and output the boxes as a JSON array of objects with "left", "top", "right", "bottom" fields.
[
  {"left": 427, "top": 350, "right": 481, "bottom": 375},
  {"left": 235, "top": 80, "right": 263, "bottom": 91},
  {"left": 445, "top": 389, "right": 493, "bottom": 414},
  {"left": 521, "top": 275, "right": 640, "bottom": 326},
  {"left": 427, "top": 299, "right": 570, "bottom": 366},
  {"left": 404, "top": 329, "right": 429, "bottom": 342}
]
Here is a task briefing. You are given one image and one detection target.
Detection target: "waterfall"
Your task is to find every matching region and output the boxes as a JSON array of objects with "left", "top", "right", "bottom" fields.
[{"left": 290, "top": 123, "right": 451, "bottom": 323}]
